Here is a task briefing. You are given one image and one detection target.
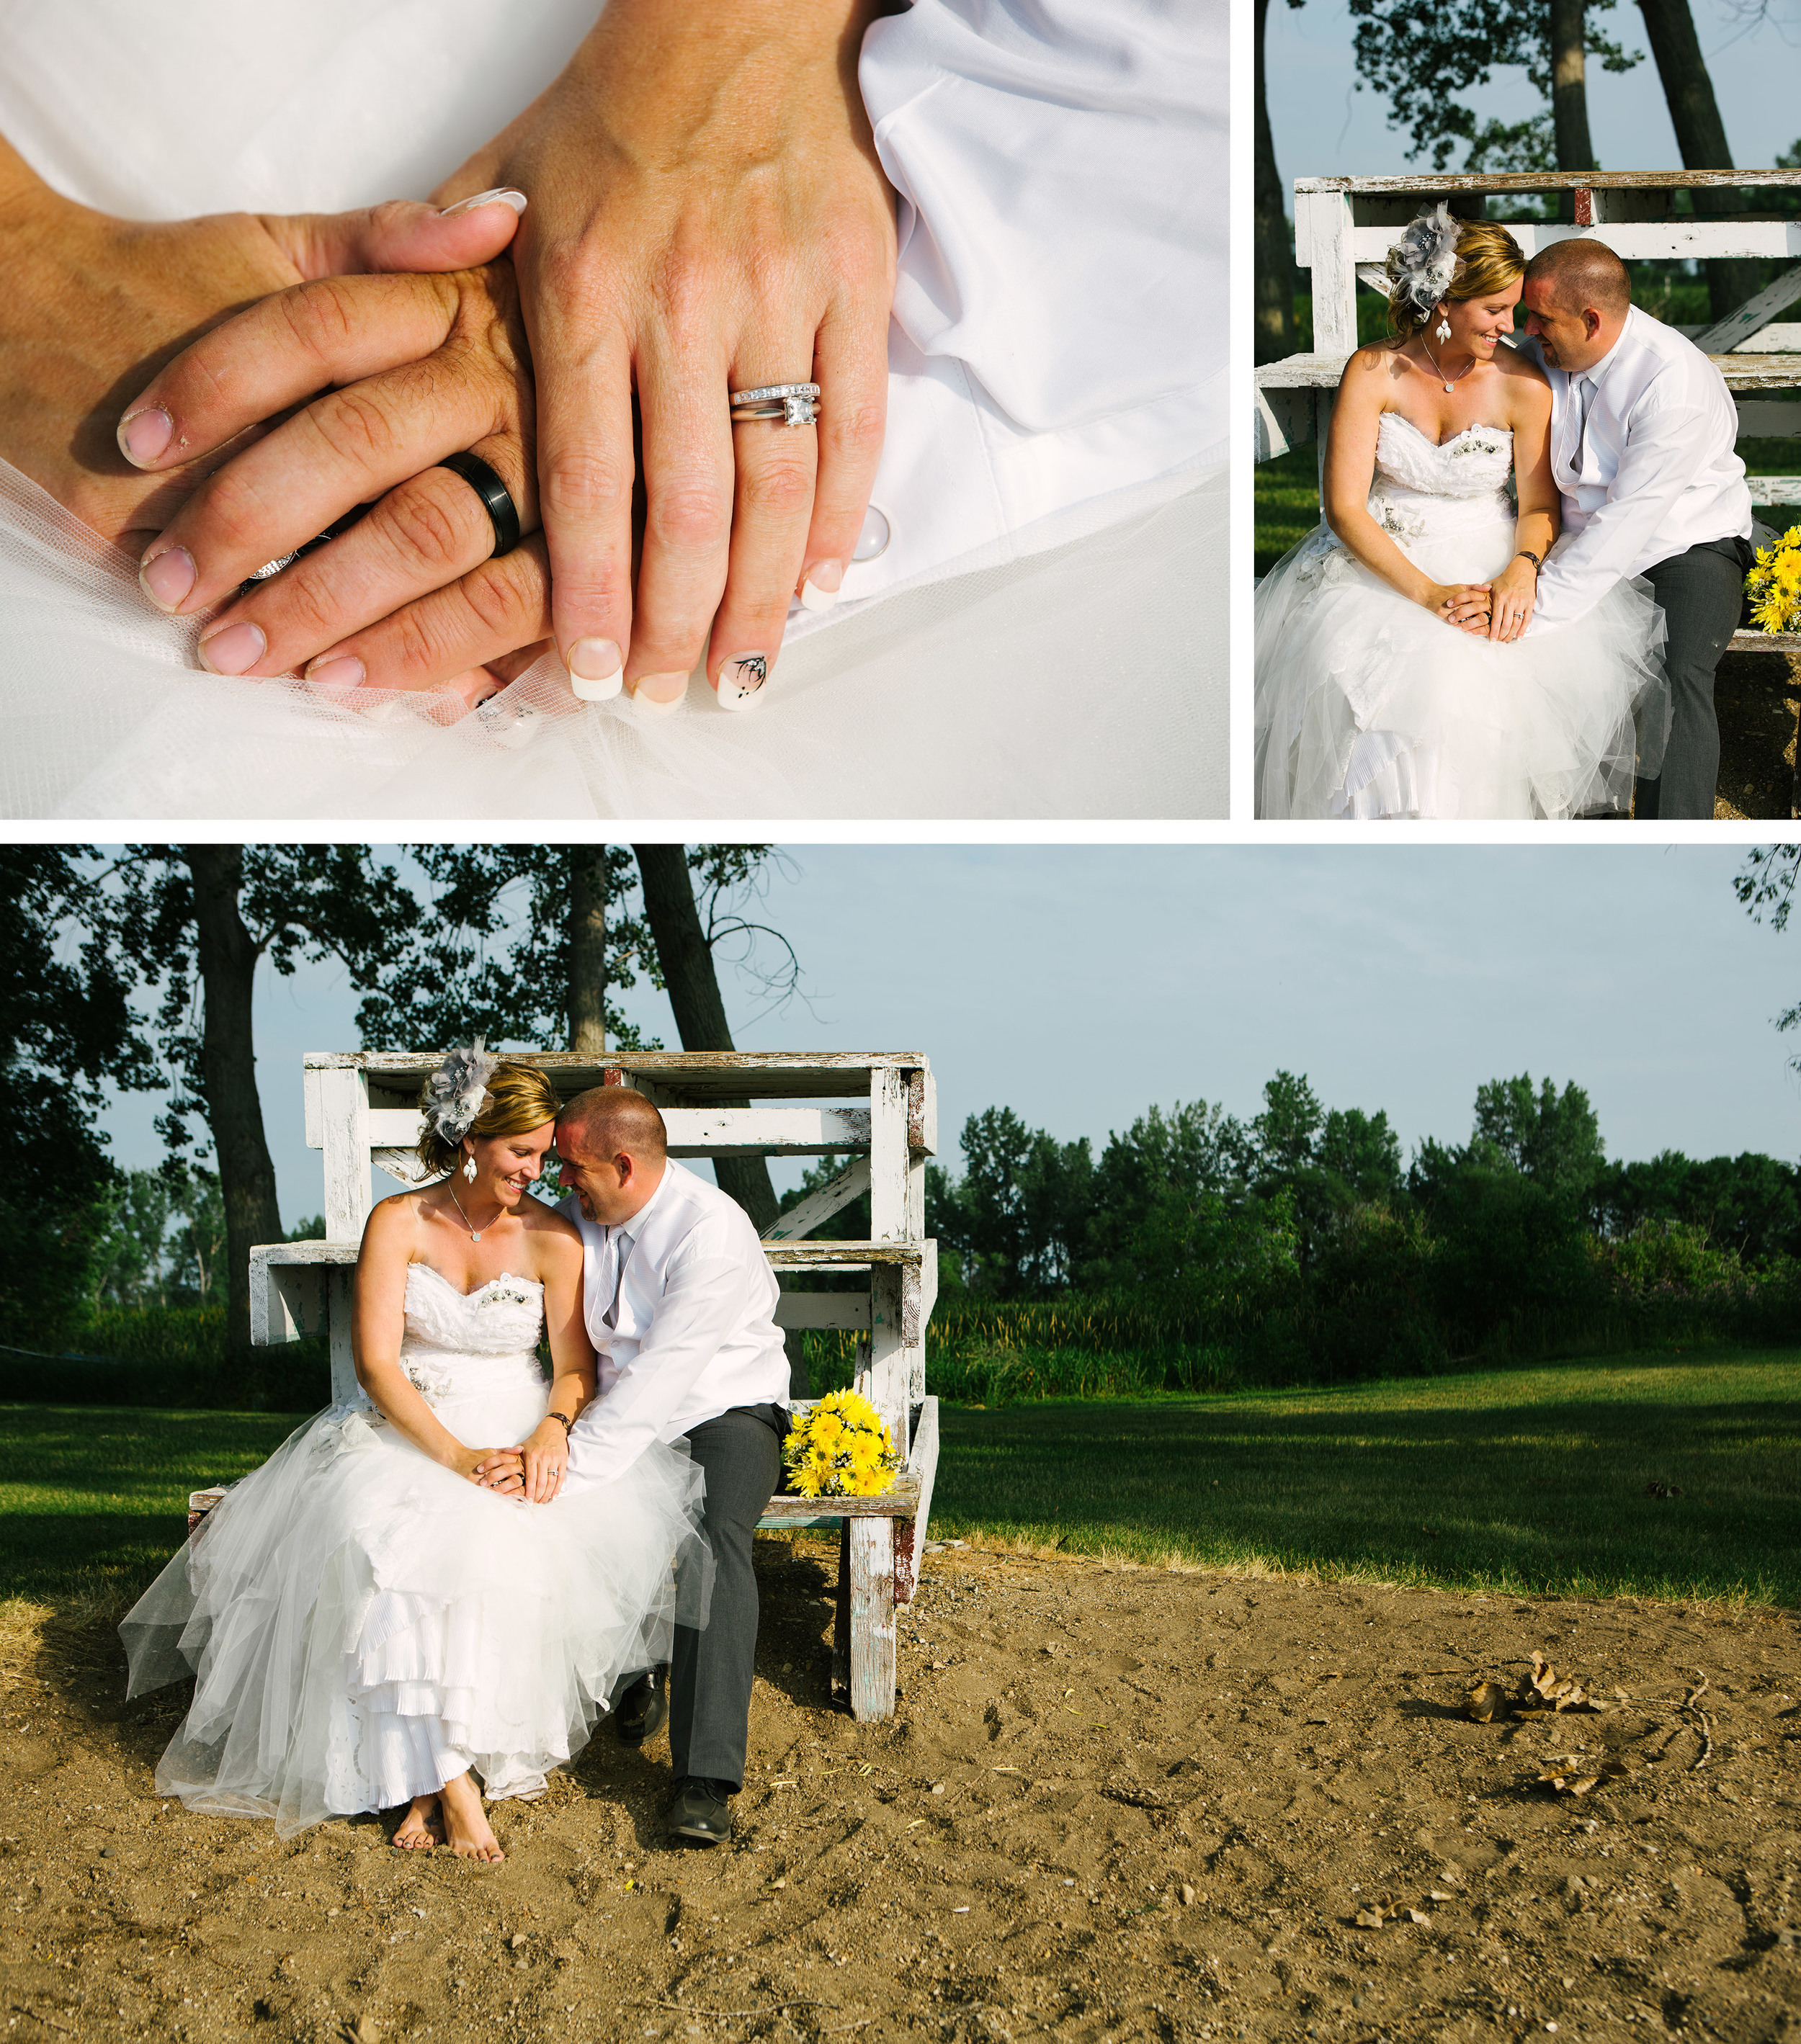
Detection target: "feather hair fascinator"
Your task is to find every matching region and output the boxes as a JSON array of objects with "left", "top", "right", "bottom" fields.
[
  {"left": 1387, "top": 202, "right": 1462, "bottom": 318},
  {"left": 422, "top": 1040, "right": 500, "bottom": 1148}
]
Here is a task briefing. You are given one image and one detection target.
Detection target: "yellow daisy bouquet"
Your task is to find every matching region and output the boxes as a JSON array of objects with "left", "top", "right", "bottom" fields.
[
  {"left": 1746, "top": 526, "right": 1801, "bottom": 635},
  {"left": 783, "top": 1390, "right": 901, "bottom": 1499}
]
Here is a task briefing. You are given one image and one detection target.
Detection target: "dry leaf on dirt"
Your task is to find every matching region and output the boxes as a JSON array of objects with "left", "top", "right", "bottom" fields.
[
  {"left": 1522, "top": 1651, "right": 1604, "bottom": 1713},
  {"left": 1467, "top": 1680, "right": 1512, "bottom": 1722},
  {"left": 1537, "top": 1754, "right": 1627, "bottom": 1796}
]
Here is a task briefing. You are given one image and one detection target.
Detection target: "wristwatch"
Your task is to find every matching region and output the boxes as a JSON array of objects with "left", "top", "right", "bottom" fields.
[{"left": 1514, "top": 549, "right": 1542, "bottom": 570}]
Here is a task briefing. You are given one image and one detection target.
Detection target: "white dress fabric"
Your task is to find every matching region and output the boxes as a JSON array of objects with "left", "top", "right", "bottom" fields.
[
  {"left": 1254, "top": 415, "right": 1671, "bottom": 820},
  {"left": 0, "top": 0, "right": 1224, "bottom": 820},
  {"left": 119, "top": 1265, "right": 709, "bottom": 1839}
]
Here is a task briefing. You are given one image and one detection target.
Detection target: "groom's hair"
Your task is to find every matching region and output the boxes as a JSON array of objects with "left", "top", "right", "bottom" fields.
[
  {"left": 1524, "top": 239, "right": 1631, "bottom": 318},
  {"left": 558, "top": 1085, "right": 668, "bottom": 1160}
]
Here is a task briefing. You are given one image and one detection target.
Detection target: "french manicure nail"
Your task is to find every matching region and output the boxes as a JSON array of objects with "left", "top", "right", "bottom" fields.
[
  {"left": 716, "top": 653, "right": 770, "bottom": 711},
  {"left": 566, "top": 637, "right": 623, "bottom": 701},
  {"left": 439, "top": 187, "right": 529, "bottom": 218},
  {"left": 305, "top": 655, "right": 367, "bottom": 692},
  {"left": 633, "top": 671, "right": 689, "bottom": 716},
  {"left": 139, "top": 546, "right": 196, "bottom": 613},
  {"left": 118, "top": 407, "right": 174, "bottom": 467},
  {"left": 800, "top": 562, "right": 843, "bottom": 613},
  {"left": 197, "top": 621, "right": 267, "bottom": 676}
]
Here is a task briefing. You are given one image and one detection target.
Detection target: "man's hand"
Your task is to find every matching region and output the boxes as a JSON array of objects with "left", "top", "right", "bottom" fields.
[
  {"left": 436, "top": 0, "right": 898, "bottom": 708},
  {"left": 471, "top": 1448, "right": 526, "bottom": 1497},
  {"left": 117, "top": 259, "right": 551, "bottom": 701},
  {"left": 1484, "top": 556, "right": 1538, "bottom": 642},
  {"left": 0, "top": 137, "right": 523, "bottom": 557}
]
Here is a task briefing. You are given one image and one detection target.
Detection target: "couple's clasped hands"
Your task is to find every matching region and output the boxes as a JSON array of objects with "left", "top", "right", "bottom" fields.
[
  {"left": 1430, "top": 555, "right": 1539, "bottom": 642},
  {"left": 463, "top": 1420, "right": 570, "bottom": 1505},
  {"left": 5, "top": 0, "right": 898, "bottom": 709}
]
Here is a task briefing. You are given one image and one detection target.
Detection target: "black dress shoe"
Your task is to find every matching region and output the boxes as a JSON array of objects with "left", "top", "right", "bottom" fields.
[
  {"left": 669, "top": 1777, "right": 735, "bottom": 1845},
  {"left": 615, "top": 1669, "right": 669, "bottom": 1747}
]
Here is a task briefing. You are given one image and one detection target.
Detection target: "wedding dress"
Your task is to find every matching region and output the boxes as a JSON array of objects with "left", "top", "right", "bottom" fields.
[
  {"left": 1254, "top": 415, "right": 1671, "bottom": 819},
  {"left": 0, "top": 0, "right": 1224, "bottom": 819},
  {"left": 120, "top": 1265, "right": 709, "bottom": 1838}
]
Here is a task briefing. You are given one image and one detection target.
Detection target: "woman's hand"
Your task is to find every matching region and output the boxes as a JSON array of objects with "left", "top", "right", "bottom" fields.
[
  {"left": 1484, "top": 555, "right": 1538, "bottom": 642},
  {"left": 0, "top": 137, "right": 523, "bottom": 555},
  {"left": 434, "top": 0, "right": 898, "bottom": 707},
  {"left": 1434, "top": 581, "right": 1496, "bottom": 633},
  {"left": 117, "top": 259, "right": 554, "bottom": 700}
]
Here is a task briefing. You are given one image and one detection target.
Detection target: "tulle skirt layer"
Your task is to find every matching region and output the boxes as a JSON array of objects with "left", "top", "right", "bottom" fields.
[
  {"left": 1254, "top": 509, "right": 1671, "bottom": 820},
  {"left": 120, "top": 1389, "right": 710, "bottom": 1837}
]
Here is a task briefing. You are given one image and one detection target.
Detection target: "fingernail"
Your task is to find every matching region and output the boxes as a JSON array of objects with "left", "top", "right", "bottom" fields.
[
  {"left": 566, "top": 637, "right": 622, "bottom": 701},
  {"left": 305, "top": 654, "right": 367, "bottom": 693},
  {"left": 139, "top": 546, "right": 196, "bottom": 612},
  {"left": 197, "top": 621, "right": 267, "bottom": 676},
  {"left": 716, "top": 653, "right": 770, "bottom": 711},
  {"left": 118, "top": 407, "right": 173, "bottom": 467},
  {"left": 439, "top": 187, "right": 528, "bottom": 218},
  {"left": 800, "top": 562, "right": 843, "bottom": 612},
  {"left": 632, "top": 671, "right": 688, "bottom": 715}
]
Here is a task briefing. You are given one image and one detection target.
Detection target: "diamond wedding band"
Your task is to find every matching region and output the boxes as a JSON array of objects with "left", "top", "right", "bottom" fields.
[{"left": 730, "top": 382, "right": 821, "bottom": 429}]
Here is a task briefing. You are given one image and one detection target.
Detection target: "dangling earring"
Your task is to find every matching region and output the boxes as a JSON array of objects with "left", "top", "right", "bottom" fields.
[
  {"left": 1435, "top": 313, "right": 1453, "bottom": 343},
  {"left": 462, "top": 1152, "right": 477, "bottom": 1183}
]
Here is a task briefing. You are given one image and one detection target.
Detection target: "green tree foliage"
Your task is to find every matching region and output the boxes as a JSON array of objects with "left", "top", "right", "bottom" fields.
[
  {"left": 0, "top": 849, "right": 156, "bottom": 1343},
  {"left": 952, "top": 1107, "right": 1095, "bottom": 1298},
  {"left": 1593, "top": 1151, "right": 1801, "bottom": 1264},
  {"left": 1470, "top": 1072, "right": 1606, "bottom": 1201}
]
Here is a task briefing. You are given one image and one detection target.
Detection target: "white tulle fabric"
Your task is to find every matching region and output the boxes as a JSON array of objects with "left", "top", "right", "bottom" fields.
[
  {"left": 120, "top": 1266, "right": 710, "bottom": 1837},
  {"left": 0, "top": 0, "right": 1224, "bottom": 820},
  {"left": 1254, "top": 416, "right": 1671, "bottom": 820}
]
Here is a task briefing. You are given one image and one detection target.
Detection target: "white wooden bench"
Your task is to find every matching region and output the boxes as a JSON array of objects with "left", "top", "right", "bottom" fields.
[
  {"left": 1254, "top": 169, "right": 1801, "bottom": 660},
  {"left": 249, "top": 1049, "right": 941, "bottom": 1723}
]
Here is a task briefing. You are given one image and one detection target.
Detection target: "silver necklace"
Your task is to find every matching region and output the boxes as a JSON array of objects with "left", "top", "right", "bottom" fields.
[
  {"left": 447, "top": 1183, "right": 500, "bottom": 1242},
  {"left": 1420, "top": 335, "right": 1475, "bottom": 395}
]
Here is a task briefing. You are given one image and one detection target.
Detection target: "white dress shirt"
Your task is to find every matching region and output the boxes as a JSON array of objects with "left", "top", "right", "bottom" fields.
[
  {"left": 560, "top": 1161, "right": 790, "bottom": 1489},
  {"left": 1526, "top": 307, "right": 1751, "bottom": 634}
]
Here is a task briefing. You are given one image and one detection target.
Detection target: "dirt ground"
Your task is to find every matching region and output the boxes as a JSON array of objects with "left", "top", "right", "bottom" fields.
[
  {"left": 4, "top": 1536, "right": 1800, "bottom": 2044},
  {"left": 1714, "top": 646, "right": 1800, "bottom": 820}
]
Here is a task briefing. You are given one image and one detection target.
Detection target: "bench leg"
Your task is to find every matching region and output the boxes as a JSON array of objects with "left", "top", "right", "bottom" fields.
[
  {"left": 832, "top": 1520, "right": 851, "bottom": 1697},
  {"left": 848, "top": 1516, "right": 897, "bottom": 1722}
]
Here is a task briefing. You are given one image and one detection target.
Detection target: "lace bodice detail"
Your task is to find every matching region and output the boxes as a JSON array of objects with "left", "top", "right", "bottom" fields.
[
  {"left": 1375, "top": 414, "right": 1514, "bottom": 498},
  {"left": 401, "top": 1265, "right": 544, "bottom": 1358}
]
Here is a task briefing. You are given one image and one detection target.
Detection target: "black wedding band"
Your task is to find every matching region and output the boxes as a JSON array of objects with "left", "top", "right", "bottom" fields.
[{"left": 438, "top": 449, "right": 522, "bottom": 558}]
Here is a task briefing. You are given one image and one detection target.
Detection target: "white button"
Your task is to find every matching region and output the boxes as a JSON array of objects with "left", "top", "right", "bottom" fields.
[{"left": 853, "top": 505, "right": 891, "bottom": 562}]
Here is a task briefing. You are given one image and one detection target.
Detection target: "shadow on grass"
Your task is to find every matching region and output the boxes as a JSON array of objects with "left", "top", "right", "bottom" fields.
[{"left": 930, "top": 1355, "right": 1801, "bottom": 1605}]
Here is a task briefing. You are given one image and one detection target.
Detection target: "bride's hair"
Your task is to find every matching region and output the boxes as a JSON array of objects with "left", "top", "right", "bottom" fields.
[
  {"left": 416, "top": 1059, "right": 563, "bottom": 1177},
  {"left": 1385, "top": 207, "right": 1526, "bottom": 336}
]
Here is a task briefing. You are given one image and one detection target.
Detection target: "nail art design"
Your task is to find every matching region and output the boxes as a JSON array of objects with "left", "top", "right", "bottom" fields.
[{"left": 717, "top": 654, "right": 769, "bottom": 712}]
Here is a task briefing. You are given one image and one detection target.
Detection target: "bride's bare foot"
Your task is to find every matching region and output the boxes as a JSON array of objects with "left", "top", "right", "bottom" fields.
[
  {"left": 439, "top": 1770, "right": 505, "bottom": 1863},
  {"left": 393, "top": 1792, "right": 442, "bottom": 1852}
]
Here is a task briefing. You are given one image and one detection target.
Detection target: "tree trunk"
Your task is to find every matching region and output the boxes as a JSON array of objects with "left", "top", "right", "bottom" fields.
[
  {"left": 1549, "top": 0, "right": 1595, "bottom": 225},
  {"left": 183, "top": 847, "right": 282, "bottom": 1357},
  {"left": 633, "top": 844, "right": 779, "bottom": 1234},
  {"left": 566, "top": 849, "right": 609, "bottom": 1057},
  {"left": 1253, "top": 0, "right": 1300, "bottom": 363},
  {"left": 1635, "top": 0, "right": 1762, "bottom": 321}
]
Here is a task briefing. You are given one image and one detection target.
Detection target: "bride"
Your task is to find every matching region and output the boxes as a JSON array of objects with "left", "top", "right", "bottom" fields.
[
  {"left": 1255, "top": 206, "right": 1670, "bottom": 820},
  {"left": 120, "top": 1049, "right": 707, "bottom": 1858}
]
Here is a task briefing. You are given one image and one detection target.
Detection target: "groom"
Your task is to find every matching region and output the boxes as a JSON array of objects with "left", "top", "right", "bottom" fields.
[
  {"left": 552, "top": 1085, "right": 791, "bottom": 1846},
  {"left": 1503, "top": 239, "right": 1751, "bottom": 819}
]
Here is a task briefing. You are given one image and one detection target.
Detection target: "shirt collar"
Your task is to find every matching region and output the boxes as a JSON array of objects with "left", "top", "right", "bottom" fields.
[{"left": 612, "top": 1157, "right": 674, "bottom": 1245}]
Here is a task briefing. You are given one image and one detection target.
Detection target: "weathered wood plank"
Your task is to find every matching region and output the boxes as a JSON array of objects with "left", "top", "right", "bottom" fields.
[
  {"left": 761, "top": 1155, "right": 871, "bottom": 1243},
  {"left": 868, "top": 1068, "right": 910, "bottom": 1240},
  {"left": 327, "top": 1268, "right": 357, "bottom": 1405},
  {"left": 772, "top": 1293, "right": 872, "bottom": 1332},
  {"left": 1297, "top": 171, "right": 1801, "bottom": 194},
  {"left": 1257, "top": 351, "right": 1801, "bottom": 394},
  {"left": 1750, "top": 480, "right": 1801, "bottom": 506},
  {"left": 354, "top": 1103, "right": 872, "bottom": 1157},
  {"left": 1296, "top": 187, "right": 1357, "bottom": 354},
  {"left": 304, "top": 1049, "right": 931, "bottom": 1103},
  {"left": 1695, "top": 264, "right": 1801, "bottom": 355},
  {"left": 763, "top": 1241, "right": 922, "bottom": 1268},
  {"left": 1344, "top": 223, "right": 1801, "bottom": 264},
  {"left": 320, "top": 1066, "right": 370, "bottom": 1242},
  {"left": 849, "top": 1516, "right": 897, "bottom": 1722},
  {"left": 372, "top": 1146, "right": 432, "bottom": 1188},
  {"left": 832, "top": 1522, "right": 851, "bottom": 1693},
  {"left": 893, "top": 1396, "right": 940, "bottom": 1605},
  {"left": 867, "top": 1264, "right": 911, "bottom": 1457},
  {"left": 1732, "top": 629, "right": 1801, "bottom": 650},
  {"left": 756, "top": 1479, "right": 921, "bottom": 1521}
]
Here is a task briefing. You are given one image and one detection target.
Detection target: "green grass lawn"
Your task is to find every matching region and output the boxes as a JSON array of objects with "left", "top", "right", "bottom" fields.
[{"left": 4, "top": 1350, "right": 1798, "bottom": 1613}]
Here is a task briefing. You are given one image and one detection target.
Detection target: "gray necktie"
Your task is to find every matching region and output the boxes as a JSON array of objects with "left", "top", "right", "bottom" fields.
[
  {"left": 1573, "top": 374, "right": 1596, "bottom": 478},
  {"left": 602, "top": 1224, "right": 636, "bottom": 1330}
]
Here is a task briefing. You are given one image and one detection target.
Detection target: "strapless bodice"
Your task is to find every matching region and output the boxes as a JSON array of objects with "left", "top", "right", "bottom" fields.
[
  {"left": 395, "top": 1263, "right": 546, "bottom": 1407},
  {"left": 1374, "top": 414, "right": 1514, "bottom": 497}
]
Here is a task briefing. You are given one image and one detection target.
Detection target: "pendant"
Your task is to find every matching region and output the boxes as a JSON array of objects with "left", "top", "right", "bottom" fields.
[
  {"left": 472, "top": 1231, "right": 482, "bottom": 1242},
  {"left": 1444, "top": 382, "right": 1455, "bottom": 393}
]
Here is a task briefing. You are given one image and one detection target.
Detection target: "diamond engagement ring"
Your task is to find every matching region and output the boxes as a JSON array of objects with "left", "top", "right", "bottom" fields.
[{"left": 729, "top": 382, "right": 821, "bottom": 428}]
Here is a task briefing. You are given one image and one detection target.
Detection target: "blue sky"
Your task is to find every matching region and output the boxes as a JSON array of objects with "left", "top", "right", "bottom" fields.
[
  {"left": 94, "top": 846, "right": 1801, "bottom": 1229},
  {"left": 1266, "top": 0, "right": 1800, "bottom": 188}
]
